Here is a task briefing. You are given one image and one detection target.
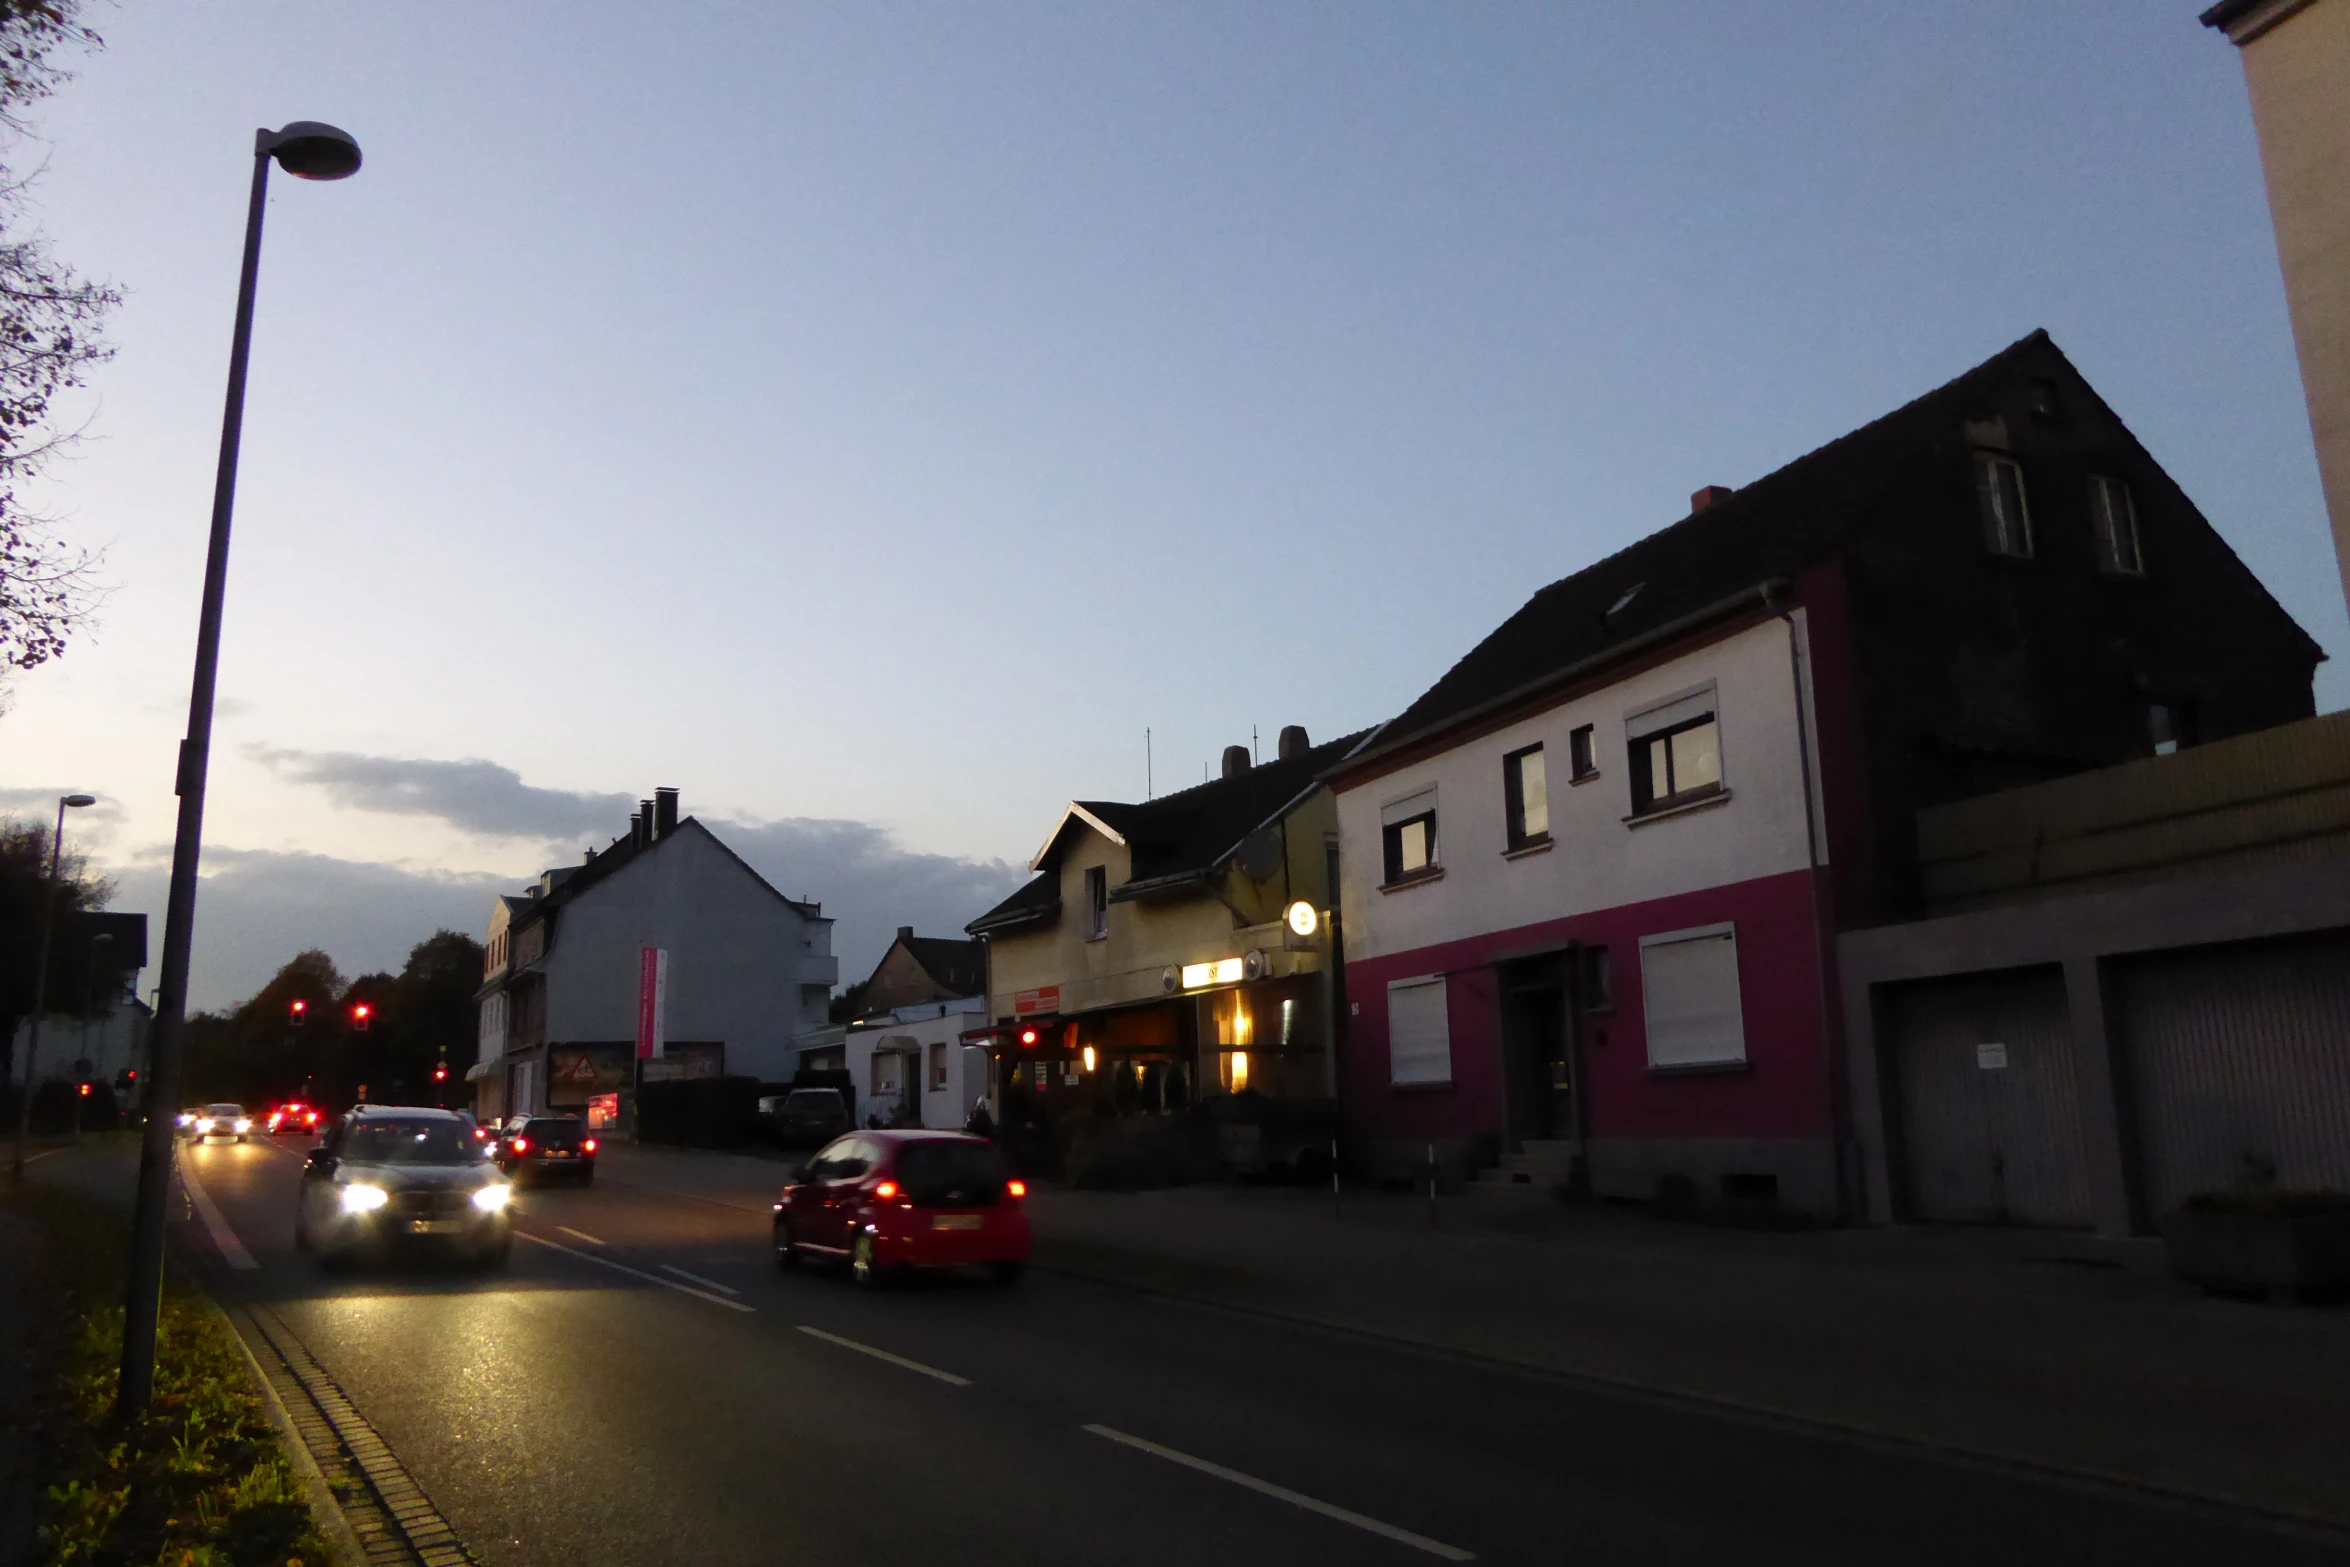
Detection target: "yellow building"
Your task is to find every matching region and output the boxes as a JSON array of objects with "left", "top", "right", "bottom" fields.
[
  {"left": 967, "top": 725, "right": 1372, "bottom": 1172},
  {"left": 2206, "top": 0, "right": 2350, "bottom": 621}
]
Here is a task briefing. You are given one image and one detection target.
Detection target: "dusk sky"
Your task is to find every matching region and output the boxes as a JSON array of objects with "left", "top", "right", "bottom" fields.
[{"left": 3, "top": 3, "right": 2341, "bottom": 1009}]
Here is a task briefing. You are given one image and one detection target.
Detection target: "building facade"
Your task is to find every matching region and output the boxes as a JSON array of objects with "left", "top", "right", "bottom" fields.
[
  {"left": 1329, "top": 332, "right": 2321, "bottom": 1215},
  {"left": 473, "top": 789, "right": 838, "bottom": 1120}
]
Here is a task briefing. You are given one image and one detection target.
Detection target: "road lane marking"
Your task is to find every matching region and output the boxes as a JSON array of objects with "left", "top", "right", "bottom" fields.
[
  {"left": 658, "top": 1263, "right": 741, "bottom": 1296},
  {"left": 515, "top": 1230, "right": 754, "bottom": 1311},
  {"left": 557, "top": 1226, "right": 607, "bottom": 1245},
  {"left": 22, "top": 1147, "right": 66, "bottom": 1167},
  {"left": 1082, "top": 1424, "right": 1475, "bottom": 1562},
  {"left": 177, "top": 1163, "right": 259, "bottom": 1271},
  {"left": 795, "top": 1326, "right": 971, "bottom": 1386}
]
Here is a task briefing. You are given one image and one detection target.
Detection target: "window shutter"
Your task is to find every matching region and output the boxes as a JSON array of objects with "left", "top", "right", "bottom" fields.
[
  {"left": 1387, "top": 977, "right": 1452, "bottom": 1086},
  {"left": 1637, "top": 925, "right": 1746, "bottom": 1068}
]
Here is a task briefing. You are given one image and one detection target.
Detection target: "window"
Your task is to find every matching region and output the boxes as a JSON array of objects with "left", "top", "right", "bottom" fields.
[
  {"left": 1085, "top": 865, "right": 1108, "bottom": 940},
  {"left": 1386, "top": 977, "right": 1451, "bottom": 1087},
  {"left": 2147, "top": 699, "right": 2194, "bottom": 757},
  {"left": 1380, "top": 789, "right": 1439, "bottom": 884},
  {"left": 1626, "top": 689, "right": 1724, "bottom": 817},
  {"left": 1638, "top": 924, "right": 1746, "bottom": 1069},
  {"left": 1578, "top": 945, "right": 1613, "bottom": 1011},
  {"left": 2091, "top": 475, "right": 2143, "bottom": 575},
  {"left": 1503, "top": 745, "right": 1549, "bottom": 849},
  {"left": 1975, "top": 453, "right": 2034, "bottom": 558},
  {"left": 929, "top": 1040, "right": 947, "bottom": 1089},
  {"left": 1568, "top": 724, "right": 1598, "bottom": 782}
]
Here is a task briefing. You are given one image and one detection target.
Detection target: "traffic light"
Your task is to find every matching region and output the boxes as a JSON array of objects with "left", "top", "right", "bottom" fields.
[
  {"left": 289, "top": 998, "right": 308, "bottom": 1025},
  {"left": 1017, "top": 1027, "right": 1039, "bottom": 1047},
  {"left": 78, "top": 1082, "right": 91, "bottom": 1098},
  {"left": 349, "top": 1001, "right": 372, "bottom": 1032},
  {"left": 433, "top": 1063, "right": 448, "bottom": 1083},
  {"left": 114, "top": 1067, "right": 138, "bottom": 1092}
]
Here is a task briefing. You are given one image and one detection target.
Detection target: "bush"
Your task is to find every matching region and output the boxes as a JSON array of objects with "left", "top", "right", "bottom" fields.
[
  {"left": 13, "top": 1187, "right": 327, "bottom": 1566},
  {"left": 638, "top": 1074, "right": 762, "bottom": 1148}
]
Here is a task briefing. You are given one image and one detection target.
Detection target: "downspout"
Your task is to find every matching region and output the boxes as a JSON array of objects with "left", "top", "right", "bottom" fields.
[{"left": 1766, "top": 583, "right": 1850, "bottom": 1219}]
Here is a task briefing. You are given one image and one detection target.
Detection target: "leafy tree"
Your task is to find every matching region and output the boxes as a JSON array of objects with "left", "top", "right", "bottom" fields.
[{"left": 0, "top": 811, "right": 110, "bottom": 1086}]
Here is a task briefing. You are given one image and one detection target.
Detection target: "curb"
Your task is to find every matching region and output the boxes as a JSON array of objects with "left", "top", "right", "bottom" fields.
[
  {"left": 208, "top": 1294, "right": 371, "bottom": 1567},
  {"left": 1033, "top": 1249, "right": 2350, "bottom": 1549}
]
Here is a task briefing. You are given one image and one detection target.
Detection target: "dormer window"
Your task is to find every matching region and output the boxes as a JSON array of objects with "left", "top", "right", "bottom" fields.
[
  {"left": 1975, "top": 453, "right": 2034, "bottom": 558},
  {"left": 2091, "top": 475, "right": 2144, "bottom": 575},
  {"left": 1084, "top": 866, "right": 1108, "bottom": 940}
]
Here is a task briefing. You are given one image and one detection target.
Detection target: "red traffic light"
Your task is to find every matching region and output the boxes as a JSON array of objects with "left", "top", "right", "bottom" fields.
[
  {"left": 290, "top": 998, "right": 307, "bottom": 1016},
  {"left": 1018, "top": 1028, "right": 1039, "bottom": 1048},
  {"left": 78, "top": 1082, "right": 91, "bottom": 1097},
  {"left": 349, "top": 1001, "right": 372, "bottom": 1031},
  {"left": 433, "top": 1064, "right": 448, "bottom": 1082}
]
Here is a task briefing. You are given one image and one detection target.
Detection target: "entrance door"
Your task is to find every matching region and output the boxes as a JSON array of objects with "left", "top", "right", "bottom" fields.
[
  {"left": 1499, "top": 955, "right": 1578, "bottom": 1151},
  {"left": 1885, "top": 966, "right": 2090, "bottom": 1226}
]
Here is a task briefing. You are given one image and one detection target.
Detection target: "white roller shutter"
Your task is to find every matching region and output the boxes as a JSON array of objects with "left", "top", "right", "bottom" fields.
[
  {"left": 1387, "top": 977, "right": 1452, "bottom": 1086},
  {"left": 1638, "top": 924, "right": 1746, "bottom": 1068}
]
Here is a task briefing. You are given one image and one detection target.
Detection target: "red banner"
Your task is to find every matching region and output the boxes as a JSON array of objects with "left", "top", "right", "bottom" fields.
[{"left": 635, "top": 947, "right": 668, "bottom": 1060}]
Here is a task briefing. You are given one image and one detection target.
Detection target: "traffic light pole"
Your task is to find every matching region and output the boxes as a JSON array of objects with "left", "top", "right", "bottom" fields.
[{"left": 118, "top": 138, "right": 275, "bottom": 1420}]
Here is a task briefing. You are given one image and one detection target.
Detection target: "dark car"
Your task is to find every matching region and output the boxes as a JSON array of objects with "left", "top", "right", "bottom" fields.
[
  {"left": 266, "top": 1100, "right": 323, "bottom": 1136},
  {"left": 760, "top": 1088, "right": 851, "bottom": 1147},
  {"left": 496, "top": 1115, "right": 598, "bottom": 1187},
  {"left": 295, "top": 1107, "right": 512, "bottom": 1268},
  {"left": 774, "top": 1131, "right": 1029, "bottom": 1287}
]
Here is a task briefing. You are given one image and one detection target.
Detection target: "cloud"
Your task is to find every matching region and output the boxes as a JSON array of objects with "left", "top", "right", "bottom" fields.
[
  {"left": 106, "top": 850, "right": 508, "bottom": 1012},
  {"left": 248, "top": 748, "right": 633, "bottom": 842}
]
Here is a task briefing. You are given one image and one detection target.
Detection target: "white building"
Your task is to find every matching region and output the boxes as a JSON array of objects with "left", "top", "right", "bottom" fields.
[
  {"left": 842, "top": 998, "right": 992, "bottom": 1130},
  {"left": 473, "top": 789, "right": 838, "bottom": 1119}
]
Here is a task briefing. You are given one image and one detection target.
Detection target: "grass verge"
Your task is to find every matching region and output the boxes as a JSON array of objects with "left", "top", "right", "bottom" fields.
[{"left": 9, "top": 1182, "right": 330, "bottom": 1566}]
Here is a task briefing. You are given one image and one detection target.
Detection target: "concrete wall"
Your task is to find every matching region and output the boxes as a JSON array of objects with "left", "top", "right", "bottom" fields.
[
  {"left": 2228, "top": 0, "right": 2350, "bottom": 621},
  {"left": 844, "top": 1000, "right": 989, "bottom": 1129}
]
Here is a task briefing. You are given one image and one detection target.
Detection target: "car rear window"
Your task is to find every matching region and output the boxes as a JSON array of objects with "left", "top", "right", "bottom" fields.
[
  {"left": 783, "top": 1091, "right": 841, "bottom": 1112},
  {"left": 895, "top": 1140, "right": 1008, "bottom": 1207},
  {"left": 523, "top": 1118, "right": 584, "bottom": 1143},
  {"left": 206, "top": 1104, "right": 244, "bottom": 1115}
]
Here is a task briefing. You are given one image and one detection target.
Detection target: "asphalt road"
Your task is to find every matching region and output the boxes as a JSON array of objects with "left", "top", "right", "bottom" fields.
[{"left": 127, "top": 1136, "right": 2345, "bottom": 1567}]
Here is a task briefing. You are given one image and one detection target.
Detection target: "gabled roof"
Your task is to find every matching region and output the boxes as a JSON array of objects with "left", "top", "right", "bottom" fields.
[
  {"left": 966, "top": 870, "right": 1059, "bottom": 936},
  {"left": 896, "top": 933, "right": 986, "bottom": 997},
  {"left": 508, "top": 817, "right": 825, "bottom": 933},
  {"left": 1337, "top": 329, "right": 2316, "bottom": 777}
]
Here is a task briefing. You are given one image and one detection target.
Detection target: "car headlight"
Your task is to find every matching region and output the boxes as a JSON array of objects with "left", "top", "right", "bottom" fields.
[
  {"left": 234, "top": 1118, "right": 253, "bottom": 1133},
  {"left": 340, "top": 1184, "right": 389, "bottom": 1213},
  {"left": 176, "top": 1113, "right": 193, "bottom": 1127},
  {"left": 194, "top": 1117, "right": 213, "bottom": 1132},
  {"left": 471, "top": 1183, "right": 512, "bottom": 1212}
]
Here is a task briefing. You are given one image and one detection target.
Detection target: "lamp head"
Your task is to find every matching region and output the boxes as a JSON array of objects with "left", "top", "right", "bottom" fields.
[
  {"left": 265, "top": 121, "right": 362, "bottom": 181},
  {"left": 62, "top": 794, "right": 96, "bottom": 808}
]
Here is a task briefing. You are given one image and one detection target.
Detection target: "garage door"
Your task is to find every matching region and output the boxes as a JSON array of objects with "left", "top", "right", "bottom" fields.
[
  {"left": 2115, "top": 931, "right": 2350, "bottom": 1217},
  {"left": 1884, "top": 966, "right": 2091, "bottom": 1227}
]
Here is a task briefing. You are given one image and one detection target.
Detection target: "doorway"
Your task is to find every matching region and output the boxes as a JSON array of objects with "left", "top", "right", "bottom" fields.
[{"left": 1498, "top": 952, "right": 1579, "bottom": 1151}]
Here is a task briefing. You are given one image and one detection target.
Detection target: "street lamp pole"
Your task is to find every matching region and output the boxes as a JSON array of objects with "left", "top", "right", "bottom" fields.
[
  {"left": 118, "top": 121, "right": 361, "bottom": 1418},
  {"left": 8, "top": 791, "right": 97, "bottom": 1185}
]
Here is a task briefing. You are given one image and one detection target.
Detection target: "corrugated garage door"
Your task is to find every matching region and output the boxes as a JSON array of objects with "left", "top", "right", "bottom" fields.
[
  {"left": 1884, "top": 966, "right": 2091, "bottom": 1227},
  {"left": 2115, "top": 930, "right": 2350, "bottom": 1217}
]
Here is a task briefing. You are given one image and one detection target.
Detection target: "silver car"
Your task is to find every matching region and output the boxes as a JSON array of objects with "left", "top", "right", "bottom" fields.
[{"left": 295, "top": 1107, "right": 513, "bottom": 1268}]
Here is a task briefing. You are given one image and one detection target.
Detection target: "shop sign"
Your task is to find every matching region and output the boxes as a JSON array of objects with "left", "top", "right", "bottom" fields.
[{"left": 1014, "top": 986, "right": 1060, "bottom": 1016}]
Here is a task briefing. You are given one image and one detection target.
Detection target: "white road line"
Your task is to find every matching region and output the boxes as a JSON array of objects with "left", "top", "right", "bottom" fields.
[
  {"left": 658, "top": 1263, "right": 741, "bottom": 1296},
  {"left": 515, "top": 1231, "right": 754, "bottom": 1312},
  {"left": 557, "top": 1225, "right": 607, "bottom": 1245},
  {"left": 795, "top": 1326, "right": 971, "bottom": 1386},
  {"left": 177, "top": 1162, "right": 259, "bottom": 1271},
  {"left": 22, "top": 1147, "right": 66, "bottom": 1167},
  {"left": 1083, "top": 1424, "right": 1476, "bottom": 1562}
]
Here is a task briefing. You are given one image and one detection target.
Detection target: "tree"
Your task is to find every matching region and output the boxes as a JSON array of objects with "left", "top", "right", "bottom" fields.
[
  {"left": 182, "top": 949, "right": 342, "bottom": 1106},
  {"left": 0, "top": 0, "right": 114, "bottom": 677},
  {"left": 0, "top": 811, "right": 110, "bottom": 1088}
]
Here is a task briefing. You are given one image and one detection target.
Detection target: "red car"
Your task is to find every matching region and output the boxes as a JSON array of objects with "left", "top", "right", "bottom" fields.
[
  {"left": 267, "top": 1101, "right": 323, "bottom": 1136},
  {"left": 774, "top": 1131, "right": 1029, "bottom": 1287}
]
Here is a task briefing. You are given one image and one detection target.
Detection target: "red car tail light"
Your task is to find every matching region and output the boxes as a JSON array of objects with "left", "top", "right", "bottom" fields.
[
  {"left": 582, "top": 1138, "right": 598, "bottom": 1153},
  {"left": 873, "top": 1180, "right": 900, "bottom": 1201},
  {"left": 512, "top": 1137, "right": 529, "bottom": 1154},
  {"left": 1006, "top": 1179, "right": 1027, "bottom": 1198}
]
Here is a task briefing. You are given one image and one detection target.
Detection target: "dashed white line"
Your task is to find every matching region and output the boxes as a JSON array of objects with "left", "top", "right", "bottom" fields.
[
  {"left": 1083, "top": 1424, "right": 1476, "bottom": 1561},
  {"left": 557, "top": 1226, "right": 607, "bottom": 1246},
  {"left": 658, "top": 1263, "right": 741, "bottom": 1297},
  {"left": 515, "top": 1231, "right": 754, "bottom": 1312},
  {"left": 177, "top": 1162, "right": 259, "bottom": 1270},
  {"left": 796, "top": 1326, "right": 971, "bottom": 1386}
]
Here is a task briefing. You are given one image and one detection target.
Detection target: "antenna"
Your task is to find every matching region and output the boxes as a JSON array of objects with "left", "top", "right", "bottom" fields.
[
  {"left": 1147, "top": 728, "right": 1153, "bottom": 800},
  {"left": 1252, "top": 725, "right": 1259, "bottom": 764}
]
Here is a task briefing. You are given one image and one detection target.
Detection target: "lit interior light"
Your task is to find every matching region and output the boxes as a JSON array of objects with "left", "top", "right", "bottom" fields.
[
  {"left": 1081, "top": 1045, "right": 1097, "bottom": 1073},
  {"left": 1230, "top": 1051, "right": 1251, "bottom": 1092},
  {"left": 1180, "top": 957, "right": 1246, "bottom": 989}
]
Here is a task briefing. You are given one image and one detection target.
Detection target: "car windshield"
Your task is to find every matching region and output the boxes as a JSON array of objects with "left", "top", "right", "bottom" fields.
[
  {"left": 341, "top": 1120, "right": 472, "bottom": 1164},
  {"left": 783, "top": 1091, "right": 840, "bottom": 1112},
  {"left": 205, "top": 1104, "right": 243, "bottom": 1116},
  {"left": 895, "top": 1139, "right": 1007, "bottom": 1203}
]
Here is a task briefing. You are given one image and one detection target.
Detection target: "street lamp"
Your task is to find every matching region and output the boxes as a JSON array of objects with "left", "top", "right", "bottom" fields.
[
  {"left": 8, "top": 792, "right": 97, "bottom": 1185},
  {"left": 119, "top": 120, "right": 361, "bottom": 1418}
]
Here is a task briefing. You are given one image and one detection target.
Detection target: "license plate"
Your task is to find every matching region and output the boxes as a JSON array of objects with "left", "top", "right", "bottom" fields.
[
  {"left": 545, "top": 1150, "right": 571, "bottom": 1158},
  {"left": 409, "top": 1218, "right": 461, "bottom": 1234},
  {"left": 932, "top": 1214, "right": 982, "bottom": 1231}
]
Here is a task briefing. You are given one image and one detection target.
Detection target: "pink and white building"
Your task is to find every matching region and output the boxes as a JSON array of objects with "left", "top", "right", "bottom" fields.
[{"left": 1327, "top": 332, "right": 2321, "bottom": 1216}]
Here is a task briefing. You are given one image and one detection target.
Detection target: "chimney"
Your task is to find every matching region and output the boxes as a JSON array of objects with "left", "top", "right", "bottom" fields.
[
  {"left": 1690, "top": 484, "right": 1735, "bottom": 514},
  {"left": 897, "top": 925, "right": 914, "bottom": 942},
  {"left": 627, "top": 809, "right": 643, "bottom": 848},
  {"left": 1221, "top": 744, "right": 1252, "bottom": 780},
  {"left": 636, "top": 801, "right": 654, "bottom": 849},
  {"left": 1277, "top": 724, "right": 1310, "bottom": 762},
  {"left": 654, "top": 787, "right": 679, "bottom": 839}
]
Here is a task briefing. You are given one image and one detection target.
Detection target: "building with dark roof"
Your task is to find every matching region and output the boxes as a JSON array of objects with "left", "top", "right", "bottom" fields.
[
  {"left": 1325, "top": 331, "right": 2320, "bottom": 1214},
  {"left": 856, "top": 927, "right": 987, "bottom": 1014},
  {"left": 473, "top": 788, "right": 839, "bottom": 1120},
  {"left": 968, "top": 724, "right": 1375, "bottom": 1173}
]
